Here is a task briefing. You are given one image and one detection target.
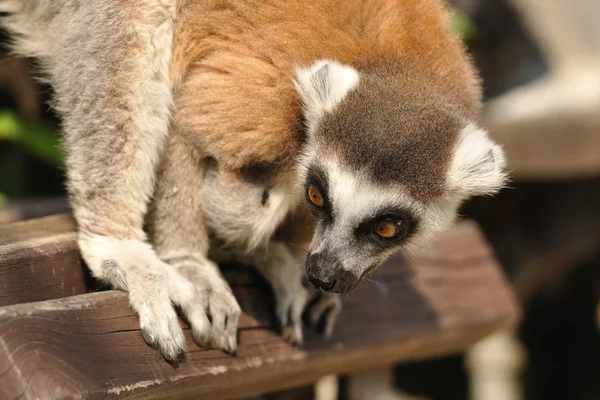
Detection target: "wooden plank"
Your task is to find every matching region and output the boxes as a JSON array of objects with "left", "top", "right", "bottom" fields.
[
  {"left": 0, "top": 196, "right": 70, "bottom": 225},
  {"left": 485, "top": 106, "right": 600, "bottom": 181},
  {"left": 0, "top": 214, "right": 266, "bottom": 307},
  {"left": 0, "top": 219, "right": 519, "bottom": 400},
  {"left": 0, "top": 215, "right": 91, "bottom": 307}
]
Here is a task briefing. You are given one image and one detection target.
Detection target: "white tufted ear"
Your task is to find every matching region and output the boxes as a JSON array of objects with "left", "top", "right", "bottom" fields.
[
  {"left": 294, "top": 59, "right": 360, "bottom": 127},
  {"left": 448, "top": 124, "right": 508, "bottom": 197}
]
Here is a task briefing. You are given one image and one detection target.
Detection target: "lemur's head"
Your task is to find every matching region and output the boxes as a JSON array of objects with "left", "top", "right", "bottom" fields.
[{"left": 295, "top": 60, "right": 507, "bottom": 293}]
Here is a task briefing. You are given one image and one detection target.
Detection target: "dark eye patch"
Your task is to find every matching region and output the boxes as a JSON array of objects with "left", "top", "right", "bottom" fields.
[
  {"left": 356, "top": 208, "right": 418, "bottom": 246},
  {"left": 305, "top": 166, "right": 333, "bottom": 221}
]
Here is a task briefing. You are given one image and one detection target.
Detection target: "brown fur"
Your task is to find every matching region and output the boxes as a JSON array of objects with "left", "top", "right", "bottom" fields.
[{"left": 170, "top": 0, "right": 480, "bottom": 176}]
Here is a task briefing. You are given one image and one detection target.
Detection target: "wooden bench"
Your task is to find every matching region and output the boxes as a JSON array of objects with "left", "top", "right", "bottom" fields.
[
  {"left": 0, "top": 215, "right": 519, "bottom": 399},
  {"left": 482, "top": 0, "right": 600, "bottom": 182}
]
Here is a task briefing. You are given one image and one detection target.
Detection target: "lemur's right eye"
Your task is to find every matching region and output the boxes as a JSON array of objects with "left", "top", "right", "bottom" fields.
[
  {"left": 308, "top": 185, "right": 324, "bottom": 207},
  {"left": 372, "top": 220, "right": 398, "bottom": 238}
]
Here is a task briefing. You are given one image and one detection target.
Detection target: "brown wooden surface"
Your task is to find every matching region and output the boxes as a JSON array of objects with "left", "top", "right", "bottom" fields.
[
  {"left": 485, "top": 111, "right": 600, "bottom": 181},
  {"left": 0, "top": 215, "right": 91, "bottom": 307},
  {"left": 0, "top": 215, "right": 519, "bottom": 399}
]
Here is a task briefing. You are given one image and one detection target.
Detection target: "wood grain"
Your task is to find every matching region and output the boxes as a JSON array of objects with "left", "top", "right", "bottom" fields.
[
  {"left": 0, "top": 215, "right": 92, "bottom": 307},
  {"left": 486, "top": 111, "right": 600, "bottom": 181},
  {"left": 0, "top": 216, "right": 519, "bottom": 399}
]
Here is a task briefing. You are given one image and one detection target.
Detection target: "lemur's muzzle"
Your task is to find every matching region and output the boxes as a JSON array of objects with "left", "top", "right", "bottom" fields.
[{"left": 306, "top": 252, "right": 360, "bottom": 293}]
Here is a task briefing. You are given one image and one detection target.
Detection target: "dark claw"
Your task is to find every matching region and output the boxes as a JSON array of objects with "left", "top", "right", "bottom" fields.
[
  {"left": 192, "top": 330, "right": 212, "bottom": 349},
  {"left": 142, "top": 330, "right": 158, "bottom": 350}
]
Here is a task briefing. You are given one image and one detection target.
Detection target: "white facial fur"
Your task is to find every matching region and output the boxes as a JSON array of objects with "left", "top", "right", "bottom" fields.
[
  {"left": 295, "top": 59, "right": 360, "bottom": 129},
  {"left": 307, "top": 156, "right": 460, "bottom": 246},
  {"left": 294, "top": 59, "right": 465, "bottom": 246},
  {"left": 294, "top": 59, "right": 507, "bottom": 292},
  {"left": 294, "top": 60, "right": 361, "bottom": 187},
  {"left": 448, "top": 124, "right": 508, "bottom": 197},
  {"left": 301, "top": 153, "right": 462, "bottom": 293}
]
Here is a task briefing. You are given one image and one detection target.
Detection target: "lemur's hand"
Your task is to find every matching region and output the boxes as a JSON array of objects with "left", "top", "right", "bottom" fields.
[
  {"left": 273, "top": 277, "right": 309, "bottom": 345},
  {"left": 307, "top": 291, "right": 343, "bottom": 339},
  {"left": 175, "top": 259, "right": 241, "bottom": 354},
  {"left": 81, "top": 237, "right": 242, "bottom": 359},
  {"left": 81, "top": 237, "right": 241, "bottom": 359},
  {"left": 80, "top": 236, "right": 195, "bottom": 361}
]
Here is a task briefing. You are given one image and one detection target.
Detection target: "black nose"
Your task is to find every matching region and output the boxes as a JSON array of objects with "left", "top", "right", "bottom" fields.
[{"left": 308, "top": 272, "right": 336, "bottom": 291}]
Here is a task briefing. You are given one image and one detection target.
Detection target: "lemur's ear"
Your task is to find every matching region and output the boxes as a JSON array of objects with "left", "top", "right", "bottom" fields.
[
  {"left": 448, "top": 124, "right": 508, "bottom": 197},
  {"left": 295, "top": 60, "right": 360, "bottom": 126}
]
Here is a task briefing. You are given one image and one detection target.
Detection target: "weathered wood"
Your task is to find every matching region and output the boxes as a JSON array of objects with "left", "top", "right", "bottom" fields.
[
  {"left": 486, "top": 112, "right": 600, "bottom": 181},
  {"left": 0, "top": 217, "right": 519, "bottom": 399},
  {"left": 0, "top": 215, "right": 92, "bottom": 307},
  {"left": 0, "top": 196, "right": 70, "bottom": 225},
  {"left": 482, "top": 0, "right": 600, "bottom": 181},
  {"left": 0, "top": 214, "right": 265, "bottom": 307}
]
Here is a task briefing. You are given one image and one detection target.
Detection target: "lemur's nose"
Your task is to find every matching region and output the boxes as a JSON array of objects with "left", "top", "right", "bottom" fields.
[{"left": 308, "top": 272, "right": 336, "bottom": 291}]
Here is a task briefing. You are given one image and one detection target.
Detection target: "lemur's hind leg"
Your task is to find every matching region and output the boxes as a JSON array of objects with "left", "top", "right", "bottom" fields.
[
  {"left": 0, "top": 0, "right": 189, "bottom": 361},
  {"left": 148, "top": 134, "right": 241, "bottom": 354}
]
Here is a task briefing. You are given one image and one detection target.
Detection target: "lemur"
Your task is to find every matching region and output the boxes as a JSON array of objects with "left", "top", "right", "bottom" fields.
[{"left": 0, "top": 0, "right": 506, "bottom": 361}]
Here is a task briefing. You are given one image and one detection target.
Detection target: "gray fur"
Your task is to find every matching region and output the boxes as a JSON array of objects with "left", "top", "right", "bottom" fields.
[
  {"left": 315, "top": 66, "right": 464, "bottom": 202},
  {"left": 0, "top": 0, "right": 206, "bottom": 361},
  {"left": 1, "top": 1, "right": 506, "bottom": 362}
]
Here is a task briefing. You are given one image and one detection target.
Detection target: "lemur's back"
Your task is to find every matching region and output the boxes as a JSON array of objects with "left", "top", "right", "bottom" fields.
[{"left": 170, "top": 0, "right": 480, "bottom": 174}]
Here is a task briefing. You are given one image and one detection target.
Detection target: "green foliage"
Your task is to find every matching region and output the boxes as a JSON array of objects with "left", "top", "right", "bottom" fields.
[
  {"left": 0, "top": 110, "right": 64, "bottom": 200},
  {"left": 450, "top": 7, "right": 478, "bottom": 42},
  {"left": 0, "top": 110, "right": 64, "bottom": 167}
]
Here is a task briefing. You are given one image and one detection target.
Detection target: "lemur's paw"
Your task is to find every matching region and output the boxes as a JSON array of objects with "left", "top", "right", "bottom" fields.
[
  {"left": 80, "top": 237, "right": 195, "bottom": 362},
  {"left": 283, "top": 325, "right": 303, "bottom": 345},
  {"left": 307, "top": 292, "right": 342, "bottom": 339},
  {"left": 177, "top": 260, "right": 241, "bottom": 354},
  {"left": 274, "top": 283, "right": 309, "bottom": 346}
]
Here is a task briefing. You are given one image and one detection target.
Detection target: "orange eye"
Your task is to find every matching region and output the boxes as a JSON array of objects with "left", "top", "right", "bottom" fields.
[
  {"left": 372, "top": 221, "right": 398, "bottom": 238},
  {"left": 308, "top": 185, "right": 324, "bottom": 207}
]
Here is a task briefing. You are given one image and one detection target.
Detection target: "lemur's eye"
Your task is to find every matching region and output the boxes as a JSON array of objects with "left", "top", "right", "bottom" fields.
[
  {"left": 372, "top": 220, "right": 398, "bottom": 238},
  {"left": 308, "top": 185, "right": 324, "bottom": 207}
]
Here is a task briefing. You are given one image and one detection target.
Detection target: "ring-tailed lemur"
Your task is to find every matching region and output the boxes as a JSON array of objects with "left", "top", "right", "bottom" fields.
[{"left": 1, "top": 0, "right": 506, "bottom": 361}]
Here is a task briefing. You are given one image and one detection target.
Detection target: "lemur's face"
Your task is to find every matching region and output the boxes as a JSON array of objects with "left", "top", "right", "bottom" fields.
[
  {"left": 302, "top": 161, "right": 421, "bottom": 292},
  {"left": 295, "top": 60, "right": 506, "bottom": 293}
]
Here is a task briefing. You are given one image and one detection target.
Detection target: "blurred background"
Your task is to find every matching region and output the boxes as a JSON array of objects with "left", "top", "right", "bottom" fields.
[{"left": 0, "top": 0, "right": 599, "bottom": 399}]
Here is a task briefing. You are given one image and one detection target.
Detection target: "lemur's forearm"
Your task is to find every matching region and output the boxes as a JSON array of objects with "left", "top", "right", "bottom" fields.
[
  {"left": 0, "top": 1, "right": 197, "bottom": 361},
  {"left": 2, "top": 0, "right": 176, "bottom": 242},
  {"left": 148, "top": 131, "right": 211, "bottom": 263}
]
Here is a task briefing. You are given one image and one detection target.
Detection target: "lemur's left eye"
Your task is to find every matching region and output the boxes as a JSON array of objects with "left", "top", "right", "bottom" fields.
[
  {"left": 372, "top": 220, "right": 398, "bottom": 238},
  {"left": 308, "top": 185, "right": 324, "bottom": 207}
]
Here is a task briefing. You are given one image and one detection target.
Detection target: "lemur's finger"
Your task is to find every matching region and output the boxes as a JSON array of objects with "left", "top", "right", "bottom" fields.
[
  {"left": 224, "top": 303, "right": 241, "bottom": 353},
  {"left": 165, "top": 268, "right": 213, "bottom": 348},
  {"left": 209, "top": 291, "right": 241, "bottom": 354},
  {"left": 285, "top": 286, "right": 308, "bottom": 346},
  {"left": 136, "top": 292, "right": 186, "bottom": 362},
  {"left": 309, "top": 293, "right": 342, "bottom": 339},
  {"left": 174, "top": 260, "right": 240, "bottom": 354},
  {"left": 275, "top": 296, "right": 291, "bottom": 330},
  {"left": 188, "top": 307, "right": 212, "bottom": 348},
  {"left": 323, "top": 298, "right": 342, "bottom": 339}
]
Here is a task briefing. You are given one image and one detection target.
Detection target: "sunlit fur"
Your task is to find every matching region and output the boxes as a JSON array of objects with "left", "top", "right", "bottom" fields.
[{"left": 0, "top": 0, "right": 507, "bottom": 358}]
